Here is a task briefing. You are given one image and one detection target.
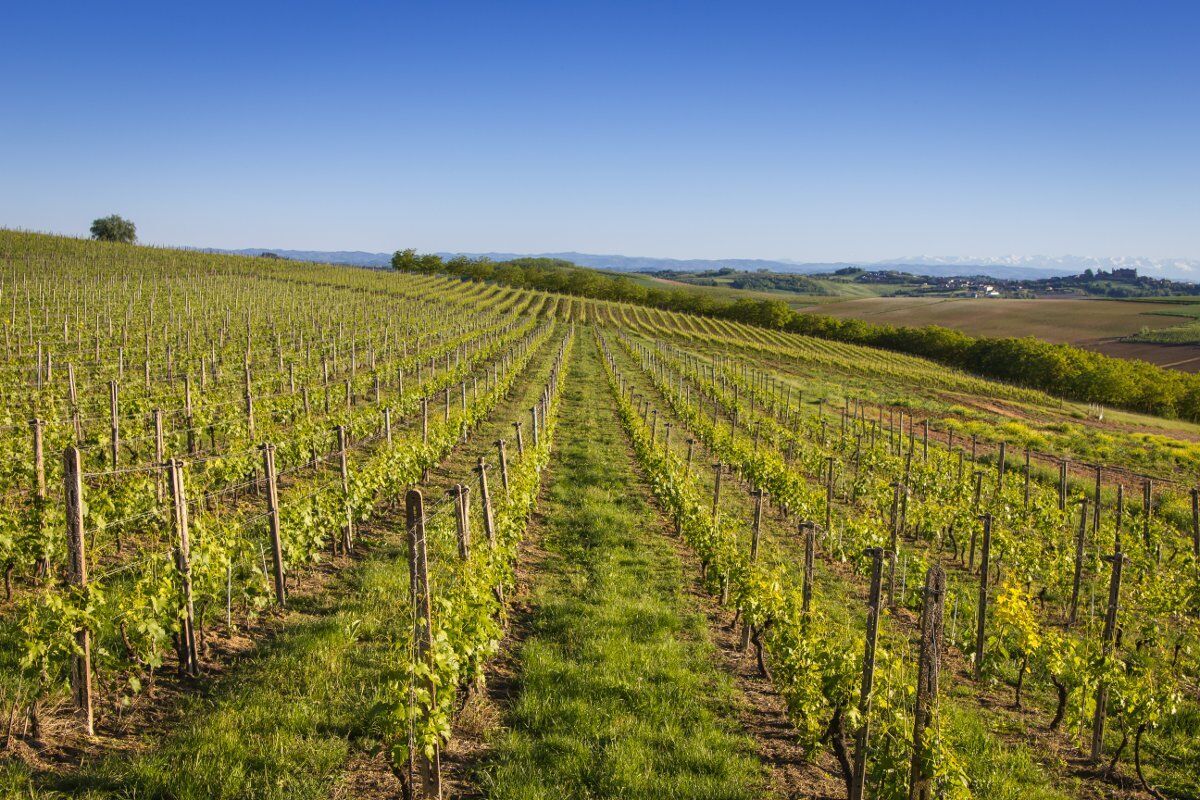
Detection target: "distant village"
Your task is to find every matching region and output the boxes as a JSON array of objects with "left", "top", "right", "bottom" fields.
[
  {"left": 649, "top": 265, "right": 1198, "bottom": 299},
  {"left": 855, "top": 266, "right": 1195, "bottom": 298}
]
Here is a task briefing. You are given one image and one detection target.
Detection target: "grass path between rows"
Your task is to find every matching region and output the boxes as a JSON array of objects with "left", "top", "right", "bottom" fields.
[
  {"left": 474, "top": 338, "right": 766, "bottom": 800},
  {"left": 0, "top": 331, "right": 561, "bottom": 800}
]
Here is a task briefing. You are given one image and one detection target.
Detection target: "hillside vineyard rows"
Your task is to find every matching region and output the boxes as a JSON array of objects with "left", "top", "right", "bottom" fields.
[{"left": 0, "top": 231, "right": 1197, "bottom": 800}]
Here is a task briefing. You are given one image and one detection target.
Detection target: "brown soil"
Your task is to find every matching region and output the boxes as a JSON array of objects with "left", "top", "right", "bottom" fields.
[{"left": 1086, "top": 339, "right": 1200, "bottom": 373}]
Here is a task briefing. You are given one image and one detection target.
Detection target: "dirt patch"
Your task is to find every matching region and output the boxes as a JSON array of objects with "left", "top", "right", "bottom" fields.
[{"left": 1085, "top": 339, "right": 1200, "bottom": 372}]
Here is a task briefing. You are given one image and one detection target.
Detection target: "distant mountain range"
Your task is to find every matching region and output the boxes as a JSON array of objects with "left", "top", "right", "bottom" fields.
[{"left": 198, "top": 247, "right": 1200, "bottom": 282}]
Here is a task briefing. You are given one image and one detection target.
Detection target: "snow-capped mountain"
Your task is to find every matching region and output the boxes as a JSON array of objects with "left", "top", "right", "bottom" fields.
[{"left": 878, "top": 255, "right": 1200, "bottom": 278}]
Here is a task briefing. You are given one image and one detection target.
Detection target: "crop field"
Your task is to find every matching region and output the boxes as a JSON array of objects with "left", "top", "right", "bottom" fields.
[
  {"left": 1, "top": 230, "right": 1198, "bottom": 800},
  {"left": 793, "top": 297, "right": 1200, "bottom": 371}
]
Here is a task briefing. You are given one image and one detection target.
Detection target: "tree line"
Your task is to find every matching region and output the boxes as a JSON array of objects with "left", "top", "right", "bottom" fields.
[{"left": 392, "top": 249, "right": 1200, "bottom": 419}]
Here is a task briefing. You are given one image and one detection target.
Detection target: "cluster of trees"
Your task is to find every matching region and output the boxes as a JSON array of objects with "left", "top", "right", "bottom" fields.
[
  {"left": 644, "top": 267, "right": 832, "bottom": 296},
  {"left": 785, "top": 315, "right": 1199, "bottom": 417},
  {"left": 90, "top": 214, "right": 136, "bottom": 244},
  {"left": 393, "top": 249, "right": 1200, "bottom": 419}
]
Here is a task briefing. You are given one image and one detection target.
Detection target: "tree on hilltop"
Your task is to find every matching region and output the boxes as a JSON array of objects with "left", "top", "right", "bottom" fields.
[
  {"left": 90, "top": 215, "right": 137, "bottom": 244},
  {"left": 391, "top": 248, "right": 444, "bottom": 272}
]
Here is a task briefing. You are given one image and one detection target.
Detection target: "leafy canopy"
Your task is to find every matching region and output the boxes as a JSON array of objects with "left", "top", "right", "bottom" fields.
[{"left": 90, "top": 215, "right": 137, "bottom": 244}]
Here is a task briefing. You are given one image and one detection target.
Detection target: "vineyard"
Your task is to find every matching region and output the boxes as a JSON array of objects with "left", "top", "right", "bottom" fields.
[{"left": 0, "top": 230, "right": 1197, "bottom": 799}]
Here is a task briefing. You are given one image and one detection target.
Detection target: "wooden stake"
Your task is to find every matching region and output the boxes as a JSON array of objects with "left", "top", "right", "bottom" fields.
[
  {"left": 908, "top": 564, "right": 946, "bottom": 800},
  {"left": 109, "top": 380, "right": 119, "bottom": 467},
  {"left": 850, "top": 547, "right": 887, "bottom": 800},
  {"left": 740, "top": 489, "right": 766, "bottom": 649},
  {"left": 711, "top": 462, "right": 723, "bottom": 520},
  {"left": 153, "top": 409, "right": 165, "bottom": 503},
  {"left": 476, "top": 457, "right": 495, "bottom": 548},
  {"left": 451, "top": 484, "right": 470, "bottom": 560},
  {"left": 1191, "top": 488, "right": 1199, "bottom": 557},
  {"left": 974, "top": 513, "right": 992, "bottom": 679},
  {"left": 1090, "top": 552, "right": 1126, "bottom": 762},
  {"left": 262, "top": 444, "right": 287, "bottom": 607},
  {"left": 337, "top": 425, "right": 353, "bottom": 553},
  {"left": 31, "top": 418, "right": 45, "bottom": 499},
  {"left": 801, "top": 521, "right": 816, "bottom": 616},
  {"left": 168, "top": 458, "right": 199, "bottom": 676},
  {"left": 63, "top": 446, "right": 94, "bottom": 735},
  {"left": 1069, "top": 498, "right": 1089, "bottom": 627},
  {"left": 404, "top": 489, "right": 441, "bottom": 798},
  {"left": 496, "top": 439, "right": 510, "bottom": 495}
]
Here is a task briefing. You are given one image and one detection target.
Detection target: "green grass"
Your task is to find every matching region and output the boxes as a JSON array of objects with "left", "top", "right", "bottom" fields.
[
  {"left": 477, "top": 340, "right": 765, "bottom": 800},
  {"left": 15, "top": 548, "right": 410, "bottom": 800},
  {"left": 605, "top": 332, "right": 1081, "bottom": 800}
]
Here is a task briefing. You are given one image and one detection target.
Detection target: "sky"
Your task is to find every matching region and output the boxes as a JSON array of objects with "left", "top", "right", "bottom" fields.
[{"left": 1, "top": 1, "right": 1198, "bottom": 262}]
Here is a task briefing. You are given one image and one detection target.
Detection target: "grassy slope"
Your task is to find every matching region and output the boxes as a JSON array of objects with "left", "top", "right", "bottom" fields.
[
  {"left": 0, "top": 331, "right": 561, "bottom": 800},
  {"left": 605, "top": 332, "right": 1082, "bottom": 800},
  {"left": 477, "top": 338, "right": 764, "bottom": 800}
]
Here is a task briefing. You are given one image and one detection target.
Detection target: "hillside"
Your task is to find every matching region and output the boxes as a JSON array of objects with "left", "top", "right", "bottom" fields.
[{"left": 2, "top": 230, "right": 1197, "bottom": 800}]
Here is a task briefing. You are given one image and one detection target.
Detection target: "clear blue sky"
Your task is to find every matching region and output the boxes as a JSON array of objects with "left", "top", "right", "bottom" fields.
[{"left": 2, "top": 1, "right": 1197, "bottom": 261}]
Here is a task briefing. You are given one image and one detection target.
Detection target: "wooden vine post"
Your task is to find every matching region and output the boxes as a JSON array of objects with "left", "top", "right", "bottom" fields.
[
  {"left": 1068, "top": 498, "right": 1089, "bottom": 627},
  {"left": 908, "top": 564, "right": 946, "bottom": 800},
  {"left": 476, "top": 456, "right": 496, "bottom": 548},
  {"left": 973, "top": 513, "right": 992, "bottom": 679},
  {"left": 495, "top": 439, "right": 510, "bottom": 496},
  {"left": 801, "top": 521, "right": 816, "bottom": 616},
  {"left": 261, "top": 443, "right": 287, "bottom": 607},
  {"left": 996, "top": 441, "right": 1006, "bottom": 491},
  {"left": 825, "top": 456, "right": 834, "bottom": 534},
  {"left": 1142, "top": 478, "right": 1152, "bottom": 551},
  {"left": 168, "top": 458, "right": 200, "bottom": 677},
  {"left": 63, "top": 446, "right": 94, "bottom": 735},
  {"left": 404, "top": 489, "right": 441, "bottom": 798},
  {"left": 888, "top": 481, "right": 902, "bottom": 607},
  {"left": 31, "top": 418, "right": 45, "bottom": 499},
  {"left": 740, "top": 488, "right": 766, "bottom": 649},
  {"left": 153, "top": 408, "right": 165, "bottom": 502},
  {"left": 337, "top": 425, "right": 353, "bottom": 553},
  {"left": 109, "top": 379, "right": 120, "bottom": 467},
  {"left": 1059, "top": 458, "right": 1069, "bottom": 511},
  {"left": 68, "top": 362, "right": 83, "bottom": 442},
  {"left": 185, "top": 374, "right": 197, "bottom": 454},
  {"left": 513, "top": 420, "right": 524, "bottom": 455},
  {"left": 711, "top": 462, "right": 723, "bottom": 520},
  {"left": 1090, "top": 551, "right": 1126, "bottom": 762},
  {"left": 421, "top": 396, "right": 429, "bottom": 444},
  {"left": 850, "top": 547, "right": 888, "bottom": 800},
  {"left": 1192, "top": 487, "right": 1199, "bottom": 557},
  {"left": 451, "top": 484, "right": 471, "bottom": 560},
  {"left": 1023, "top": 446, "right": 1031, "bottom": 508}
]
